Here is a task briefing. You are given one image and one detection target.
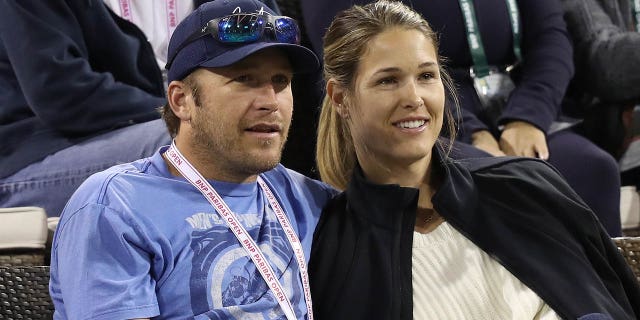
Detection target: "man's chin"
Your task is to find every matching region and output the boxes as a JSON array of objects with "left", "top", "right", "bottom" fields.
[
  {"left": 242, "top": 160, "right": 280, "bottom": 177},
  {"left": 240, "top": 139, "right": 286, "bottom": 172},
  {"left": 244, "top": 151, "right": 282, "bottom": 172}
]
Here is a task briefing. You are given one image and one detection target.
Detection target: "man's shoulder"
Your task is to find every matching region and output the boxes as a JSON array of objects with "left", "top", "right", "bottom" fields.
[
  {"left": 87, "top": 157, "right": 154, "bottom": 182},
  {"left": 66, "top": 157, "right": 162, "bottom": 207}
]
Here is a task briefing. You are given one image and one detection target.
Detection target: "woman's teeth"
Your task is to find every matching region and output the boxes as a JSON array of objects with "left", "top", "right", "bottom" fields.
[{"left": 396, "top": 120, "right": 426, "bottom": 129}]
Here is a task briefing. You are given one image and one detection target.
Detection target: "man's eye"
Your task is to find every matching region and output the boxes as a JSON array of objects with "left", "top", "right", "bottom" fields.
[
  {"left": 234, "top": 75, "right": 252, "bottom": 83},
  {"left": 272, "top": 74, "right": 291, "bottom": 85}
]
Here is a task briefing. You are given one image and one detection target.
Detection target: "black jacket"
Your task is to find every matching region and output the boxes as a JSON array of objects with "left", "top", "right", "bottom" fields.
[{"left": 309, "top": 147, "right": 640, "bottom": 319}]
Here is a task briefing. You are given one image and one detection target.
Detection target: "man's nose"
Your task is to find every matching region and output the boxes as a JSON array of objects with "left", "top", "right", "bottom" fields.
[{"left": 254, "top": 83, "right": 280, "bottom": 111}]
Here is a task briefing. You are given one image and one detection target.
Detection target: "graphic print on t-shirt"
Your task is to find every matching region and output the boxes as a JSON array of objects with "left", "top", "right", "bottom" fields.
[{"left": 185, "top": 204, "right": 302, "bottom": 319}]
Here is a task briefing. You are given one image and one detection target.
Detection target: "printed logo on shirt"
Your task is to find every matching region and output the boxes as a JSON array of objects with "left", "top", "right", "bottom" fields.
[
  {"left": 186, "top": 212, "right": 261, "bottom": 230},
  {"left": 185, "top": 207, "right": 303, "bottom": 319}
]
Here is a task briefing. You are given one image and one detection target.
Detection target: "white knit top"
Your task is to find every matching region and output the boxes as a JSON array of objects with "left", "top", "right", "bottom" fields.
[{"left": 412, "top": 222, "right": 560, "bottom": 319}]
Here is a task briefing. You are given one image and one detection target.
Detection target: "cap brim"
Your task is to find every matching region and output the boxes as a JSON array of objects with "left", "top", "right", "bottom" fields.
[{"left": 198, "top": 42, "right": 320, "bottom": 73}]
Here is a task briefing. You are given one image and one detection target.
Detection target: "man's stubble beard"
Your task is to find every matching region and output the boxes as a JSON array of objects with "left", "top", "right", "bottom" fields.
[{"left": 190, "top": 106, "right": 289, "bottom": 177}]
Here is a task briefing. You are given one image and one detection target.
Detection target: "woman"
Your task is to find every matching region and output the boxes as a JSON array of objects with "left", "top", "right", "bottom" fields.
[
  {"left": 300, "top": 0, "right": 623, "bottom": 236},
  {"left": 308, "top": 1, "right": 640, "bottom": 319}
]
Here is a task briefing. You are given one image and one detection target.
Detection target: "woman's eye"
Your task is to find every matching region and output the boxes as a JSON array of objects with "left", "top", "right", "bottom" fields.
[
  {"left": 377, "top": 77, "right": 397, "bottom": 85},
  {"left": 419, "top": 72, "right": 435, "bottom": 81}
]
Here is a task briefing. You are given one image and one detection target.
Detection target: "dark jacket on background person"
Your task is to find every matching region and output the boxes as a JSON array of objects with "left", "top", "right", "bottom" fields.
[
  {"left": 0, "top": 0, "right": 209, "bottom": 178},
  {"left": 562, "top": 0, "right": 640, "bottom": 106},
  {"left": 560, "top": 0, "right": 640, "bottom": 159},
  {"left": 309, "top": 145, "right": 640, "bottom": 320}
]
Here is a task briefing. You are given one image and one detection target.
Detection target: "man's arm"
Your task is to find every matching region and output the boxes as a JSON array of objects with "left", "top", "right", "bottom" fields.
[{"left": 50, "top": 203, "right": 159, "bottom": 319}]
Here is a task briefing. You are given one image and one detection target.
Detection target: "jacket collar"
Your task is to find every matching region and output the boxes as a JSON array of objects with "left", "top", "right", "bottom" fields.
[
  {"left": 345, "top": 143, "right": 480, "bottom": 231},
  {"left": 431, "top": 147, "right": 479, "bottom": 229},
  {"left": 346, "top": 164, "right": 418, "bottom": 231}
]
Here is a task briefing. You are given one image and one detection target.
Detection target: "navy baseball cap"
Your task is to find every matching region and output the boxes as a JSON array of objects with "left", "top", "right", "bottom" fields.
[{"left": 166, "top": 0, "right": 320, "bottom": 82}]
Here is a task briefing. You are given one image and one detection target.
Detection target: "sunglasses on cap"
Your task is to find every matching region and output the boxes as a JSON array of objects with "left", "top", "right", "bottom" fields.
[{"left": 165, "top": 12, "right": 301, "bottom": 69}]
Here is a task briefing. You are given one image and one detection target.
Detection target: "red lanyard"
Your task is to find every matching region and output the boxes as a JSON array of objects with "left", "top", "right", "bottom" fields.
[
  {"left": 118, "top": 0, "right": 133, "bottom": 21},
  {"left": 119, "top": 0, "right": 179, "bottom": 38},
  {"left": 165, "top": 0, "right": 178, "bottom": 37}
]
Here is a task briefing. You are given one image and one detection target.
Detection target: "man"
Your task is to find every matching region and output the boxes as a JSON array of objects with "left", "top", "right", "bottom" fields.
[
  {"left": 49, "top": 0, "right": 336, "bottom": 318},
  {"left": 0, "top": 0, "right": 295, "bottom": 219}
]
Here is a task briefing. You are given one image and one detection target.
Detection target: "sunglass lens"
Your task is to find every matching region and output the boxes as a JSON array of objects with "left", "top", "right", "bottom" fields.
[
  {"left": 217, "top": 15, "right": 263, "bottom": 42},
  {"left": 274, "top": 17, "right": 300, "bottom": 44}
]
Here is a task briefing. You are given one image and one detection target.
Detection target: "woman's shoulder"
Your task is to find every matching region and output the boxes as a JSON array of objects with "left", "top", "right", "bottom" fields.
[
  {"left": 453, "top": 156, "right": 560, "bottom": 178},
  {"left": 452, "top": 155, "right": 590, "bottom": 209},
  {"left": 450, "top": 156, "right": 578, "bottom": 199}
]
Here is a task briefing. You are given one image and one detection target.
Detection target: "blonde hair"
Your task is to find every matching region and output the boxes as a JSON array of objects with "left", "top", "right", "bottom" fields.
[{"left": 316, "top": 0, "right": 459, "bottom": 190}]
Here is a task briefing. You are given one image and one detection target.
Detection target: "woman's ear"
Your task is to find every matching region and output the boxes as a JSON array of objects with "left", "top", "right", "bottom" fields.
[
  {"left": 327, "top": 79, "right": 349, "bottom": 119},
  {"left": 167, "top": 80, "right": 193, "bottom": 122}
]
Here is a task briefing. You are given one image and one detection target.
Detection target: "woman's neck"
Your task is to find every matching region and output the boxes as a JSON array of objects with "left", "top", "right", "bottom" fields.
[
  {"left": 415, "top": 170, "right": 442, "bottom": 234},
  {"left": 357, "top": 153, "right": 442, "bottom": 233},
  {"left": 358, "top": 153, "right": 433, "bottom": 189}
]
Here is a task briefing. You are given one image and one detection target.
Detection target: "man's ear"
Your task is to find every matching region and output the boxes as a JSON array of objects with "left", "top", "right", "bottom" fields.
[
  {"left": 326, "top": 79, "right": 349, "bottom": 119},
  {"left": 167, "top": 80, "right": 193, "bottom": 122}
]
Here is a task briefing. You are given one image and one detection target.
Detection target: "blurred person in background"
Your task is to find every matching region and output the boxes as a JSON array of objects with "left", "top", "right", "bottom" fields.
[{"left": 561, "top": 0, "right": 640, "bottom": 187}]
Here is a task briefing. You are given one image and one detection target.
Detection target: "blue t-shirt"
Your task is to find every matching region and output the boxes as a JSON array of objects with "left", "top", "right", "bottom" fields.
[{"left": 49, "top": 146, "right": 336, "bottom": 319}]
